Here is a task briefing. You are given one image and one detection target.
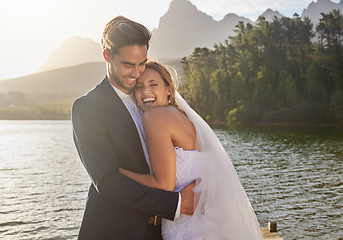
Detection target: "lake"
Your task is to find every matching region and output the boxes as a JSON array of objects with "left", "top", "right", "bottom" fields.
[{"left": 0, "top": 121, "right": 342, "bottom": 240}]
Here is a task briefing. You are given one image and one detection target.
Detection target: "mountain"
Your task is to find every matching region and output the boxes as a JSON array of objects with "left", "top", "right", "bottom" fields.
[
  {"left": 36, "top": 36, "right": 104, "bottom": 73},
  {"left": 0, "top": 58, "right": 182, "bottom": 105},
  {"left": 1, "top": 0, "right": 342, "bottom": 108},
  {"left": 33, "top": 0, "right": 343, "bottom": 72},
  {"left": 261, "top": 9, "right": 284, "bottom": 22},
  {"left": 302, "top": 0, "right": 343, "bottom": 26},
  {"left": 0, "top": 62, "right": 106, "bottom": 104},
  {"left": 148, "top": 0, "right": 252, "bottom": 59}
]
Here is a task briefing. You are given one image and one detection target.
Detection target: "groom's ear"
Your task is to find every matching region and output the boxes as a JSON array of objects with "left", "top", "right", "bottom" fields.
[{"left": 103, "top": 49, "right": 111, "bottom": 63}]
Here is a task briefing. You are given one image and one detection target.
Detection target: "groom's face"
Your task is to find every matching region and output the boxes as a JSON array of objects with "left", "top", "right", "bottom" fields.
[{"left": 106, "top": 45, "right": 148, "bottom": 94}]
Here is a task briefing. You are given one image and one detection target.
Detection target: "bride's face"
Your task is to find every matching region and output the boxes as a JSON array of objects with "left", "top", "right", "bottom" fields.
[{"left": 135, "top": 68, "right": 171, "bottom": 112}]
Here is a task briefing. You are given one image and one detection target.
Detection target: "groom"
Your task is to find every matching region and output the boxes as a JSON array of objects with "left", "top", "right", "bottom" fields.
[{"left": 72, "top": 16, "right": 195, "bottom": 239}]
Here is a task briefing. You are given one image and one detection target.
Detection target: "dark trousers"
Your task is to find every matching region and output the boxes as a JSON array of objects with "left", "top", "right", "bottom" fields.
[
  {"left": 78, "top": 202, "right": 163, "bottom": 240},
  {"left": 144, "top": 224, "right": 163, "bottom": 240}
]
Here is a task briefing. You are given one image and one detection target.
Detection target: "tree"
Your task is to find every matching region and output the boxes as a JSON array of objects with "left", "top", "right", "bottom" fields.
[
  {"left": 180, "top": 10, "right": 343, "bottom": 124},
  {"left": 317, "top": 10, "right": 343, "bottom": 47}
]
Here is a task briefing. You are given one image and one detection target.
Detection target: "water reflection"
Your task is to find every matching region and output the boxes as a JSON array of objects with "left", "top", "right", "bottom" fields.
[
  {"left": 0, "top": 121, "right": 342, "bottom": 240},
  {"left": 214, "top": 125, "right": 343, "bottom": 240},
  {"left": 0, "top": 121, "right": 89, "bottom": 240}
]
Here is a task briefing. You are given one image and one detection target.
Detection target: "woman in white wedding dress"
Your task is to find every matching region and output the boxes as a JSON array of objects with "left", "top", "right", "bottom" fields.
[{"left": 119, "top": 61, "right": 264, "bottom": 240}]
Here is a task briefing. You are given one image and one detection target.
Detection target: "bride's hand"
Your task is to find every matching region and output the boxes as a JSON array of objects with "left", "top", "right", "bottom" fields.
[
  {"left": 180, "top": 178, "right": 201, "bottom": 215},
  {"left": 119, "top": 168, "right": 128, "bottom": 176},
  {"left": 119, "top": 168, "right": 139, "bottom": 181},
  {"left": 180, "top": 180, "right": 195, "bottom": 215}
]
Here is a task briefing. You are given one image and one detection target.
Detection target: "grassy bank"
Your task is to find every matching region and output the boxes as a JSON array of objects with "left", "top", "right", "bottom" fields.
[{"left": 0, "top": 102, "right": 72, "bottom": 120}]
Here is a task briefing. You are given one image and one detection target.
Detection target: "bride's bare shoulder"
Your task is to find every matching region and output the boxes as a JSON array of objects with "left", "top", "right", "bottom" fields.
[
  {"left": 143, "top": 106, "right": 196, "bottom": 149},
  {"left": 142, "top": 106, "right": 186, "bottom": 126}
]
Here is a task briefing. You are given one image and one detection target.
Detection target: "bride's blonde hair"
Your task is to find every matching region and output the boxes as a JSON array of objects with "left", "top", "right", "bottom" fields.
[{"left": 145, "top": 61, "right": 185, "bottom": 114}]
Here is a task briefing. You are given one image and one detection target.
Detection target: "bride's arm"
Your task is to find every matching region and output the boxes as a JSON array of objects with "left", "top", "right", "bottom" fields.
[{"left": 119, "top": 108, "right": 176, "bottom": 191}]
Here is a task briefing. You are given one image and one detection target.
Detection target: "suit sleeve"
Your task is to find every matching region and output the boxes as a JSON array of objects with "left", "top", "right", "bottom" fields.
[{"left": 72, "top": 96, "right": 178, "bottom": 220}]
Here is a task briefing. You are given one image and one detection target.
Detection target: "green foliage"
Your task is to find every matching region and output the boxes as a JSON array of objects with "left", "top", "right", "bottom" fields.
[
  {"left": 180, "top": 11, "right": 343, "bottom": 124},
  {"left": 0, "top": 91, "right": 26, "bottom": 107},
  {"left": 330, "top": 90, "right": 343, "bottom": 123},
  {"left": 227, "top": 101, "right": 243, "bottom": 125},
  {"left": 317, "top": 10, "right": 343, "bottom": 47},
  {"left": 0, "top": 102, "right": 72, "bottom": 120}
]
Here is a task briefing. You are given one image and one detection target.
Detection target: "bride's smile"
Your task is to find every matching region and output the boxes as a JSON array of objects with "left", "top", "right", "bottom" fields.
[
  {"left": 142, "top": 97, "right": 156, "bottom": 105},
  {"left": 135, "top": 68, "right": 171, "bottom": 112}
]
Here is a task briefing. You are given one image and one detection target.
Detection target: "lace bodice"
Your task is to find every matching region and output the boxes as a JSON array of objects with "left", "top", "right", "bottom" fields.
[
  {"left": 173, "top": 147, "right": 200, "bottom": 192},
  {"left": 162, "top": 147, "right": 209, "bottom": 240}
]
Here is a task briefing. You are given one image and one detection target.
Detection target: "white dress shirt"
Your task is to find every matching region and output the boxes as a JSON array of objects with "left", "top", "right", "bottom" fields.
[
  {"left": 112, "top": 85, "right": 151, "bottom": 173},
  {"left": 110, "top": 83, "right": 181, "bottom": 219}
]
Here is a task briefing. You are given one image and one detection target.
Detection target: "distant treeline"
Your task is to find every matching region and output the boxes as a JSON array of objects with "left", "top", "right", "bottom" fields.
[
  {"left": 0, "top": 92, "right": 71, "bottom": 120},
  {"left": 0, "top": 104, "right": 71, "bottom": 120},
  {"left": 179, "top": 10, "right": 343, "bottom": 124},
  {"left": 0, "top": 91, "right": 26, "bottom": 107}
]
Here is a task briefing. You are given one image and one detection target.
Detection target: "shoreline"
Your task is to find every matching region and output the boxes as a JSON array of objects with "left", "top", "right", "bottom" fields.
[
  {"left": 210, "top": 121, "right": 343, "bottom": 128},
  {"left": 1, "top": 117, "right": 343, "bottom": 127}
]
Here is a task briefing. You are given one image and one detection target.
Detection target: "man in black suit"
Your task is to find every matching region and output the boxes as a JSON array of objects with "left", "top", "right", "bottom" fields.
[{"left": 72, "top": 16, "right": 194, "bottom": 240}]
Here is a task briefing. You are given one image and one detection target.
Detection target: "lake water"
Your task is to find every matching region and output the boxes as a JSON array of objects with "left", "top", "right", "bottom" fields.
[{"left": 0, "top": 121, "right": 342, "bottom": 240}]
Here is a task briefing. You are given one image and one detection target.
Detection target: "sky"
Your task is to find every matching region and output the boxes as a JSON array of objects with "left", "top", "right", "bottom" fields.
[{"left": 0, "top": 0, "right": 340, "bottom": 81}]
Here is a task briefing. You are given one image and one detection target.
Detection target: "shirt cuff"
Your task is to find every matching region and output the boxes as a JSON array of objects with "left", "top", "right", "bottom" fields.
[{"left": 175, "top": 192, "right": 181, "bottom": 219}]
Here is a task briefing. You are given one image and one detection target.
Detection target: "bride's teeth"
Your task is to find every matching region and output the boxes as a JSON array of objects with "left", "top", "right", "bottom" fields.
[{"left": 143, "top": 97, "right": 155, "bottom": 103}]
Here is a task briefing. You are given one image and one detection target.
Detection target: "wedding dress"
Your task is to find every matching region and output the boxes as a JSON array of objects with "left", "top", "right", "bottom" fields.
[
  {"left": 162, "top": 147, "right": 205, "bottom": 239},
  {"left": 161, "top": 92, "right": 264, "bottom": 240}
]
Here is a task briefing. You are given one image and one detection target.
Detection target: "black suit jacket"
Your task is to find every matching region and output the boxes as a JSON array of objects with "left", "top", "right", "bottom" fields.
[{"left": 72, "top": 77, "right": 179, "bottom": 239}]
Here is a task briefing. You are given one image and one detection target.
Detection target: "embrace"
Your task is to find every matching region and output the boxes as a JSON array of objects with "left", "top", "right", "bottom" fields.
[{"left": 72, "top": 16, "right": 264, "bottom": 240}]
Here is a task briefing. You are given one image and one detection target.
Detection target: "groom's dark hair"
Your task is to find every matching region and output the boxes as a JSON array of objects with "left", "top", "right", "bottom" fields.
[{"left": 101, "top": 16, "right": 151, "bottom": 57}]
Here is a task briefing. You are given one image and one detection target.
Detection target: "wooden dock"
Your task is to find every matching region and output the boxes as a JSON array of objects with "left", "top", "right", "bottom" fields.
[
  {"left": 262, "top": 222, "right": 284, "bottom": 240},
  {"left": 262, "top": 227, "right": 284, "bottom": 240}
]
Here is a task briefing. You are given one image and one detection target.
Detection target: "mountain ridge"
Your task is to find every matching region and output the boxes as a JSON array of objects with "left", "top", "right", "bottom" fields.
[
  {"left": 30, "top": 0, "right": 343, "bottom": 73},
  {"left": 149, "top": 0, "right": 252, "bottom": 59},
  {"left": 302, "top": 0, "right": 343, "bottom": 26},
  {"left": 0, "top": 62, "right": 106, "bottom": 104},
  {"left": 1, "top": 0, "right": 343, "bottom": 107},
  {"left": 36, "top": 36, "right": 104, "bottom": 73}
]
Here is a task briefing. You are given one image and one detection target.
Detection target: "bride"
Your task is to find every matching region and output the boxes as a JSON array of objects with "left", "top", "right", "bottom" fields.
[{"left": 119, "top": 61, "right": 264, "bottom": 240}]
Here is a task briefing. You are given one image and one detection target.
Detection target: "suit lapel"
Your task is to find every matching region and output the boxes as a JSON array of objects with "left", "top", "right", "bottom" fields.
[
  {"left": 98, "top": 77, "right": 138, "bottom": 130},
  {"left": 97, "top": 77, "right": 148, "bottom": 169}
]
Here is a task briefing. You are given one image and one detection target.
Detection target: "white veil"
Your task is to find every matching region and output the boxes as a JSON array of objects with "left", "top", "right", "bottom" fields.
[{"left": 175, "top": 92, "right": 264, "bottom": 240}]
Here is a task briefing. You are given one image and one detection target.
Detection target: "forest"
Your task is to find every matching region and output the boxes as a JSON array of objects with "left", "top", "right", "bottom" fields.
[{"left": 179, "top": 10, "right": 343, "bottom": 124}]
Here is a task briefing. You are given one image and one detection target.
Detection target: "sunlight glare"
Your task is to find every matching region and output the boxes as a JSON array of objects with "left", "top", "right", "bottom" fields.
[{"left": 1, "top": 0, "right": 61, "bottom": 23}]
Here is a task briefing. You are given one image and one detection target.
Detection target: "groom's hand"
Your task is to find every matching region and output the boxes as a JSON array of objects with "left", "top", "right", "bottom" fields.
[{"left": 180, "top": 180, "right": 197, "bottom": 215}]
